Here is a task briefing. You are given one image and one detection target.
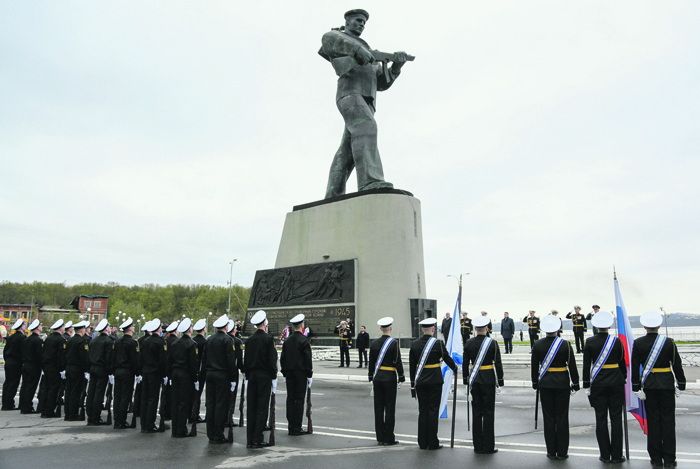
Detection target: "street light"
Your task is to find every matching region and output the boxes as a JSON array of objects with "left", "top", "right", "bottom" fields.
[
  {"left": 660, "top": 307, "right": 670, "bottom": 337},
  {"left": 227, "top": 259, "right": 238, "bottom": 314}
]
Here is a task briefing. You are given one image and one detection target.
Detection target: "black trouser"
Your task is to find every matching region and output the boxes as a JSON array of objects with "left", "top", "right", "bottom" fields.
[
  {"left": 19, "top": 366, "right": 41, "bottom": 412},
  {"left": 39, "top": 364, "right": 61, "bottom": 415},
  {"left": 2, "top": 359, "right": 22, "bottom": 409},
  {"left": 540, "top": 387, "right": 570, "bottom": 457},
  {"left": 529, "top": 331, "right": 539, "bottom": 349},
  {"left": 573, "top": 329, "right": 585, "bottom": 353},
  {"left": 285, "top": 371, "right": 307, "bottom": 433},
  {"left": 373, "top": 380, "right": 397, "bottom": 443},
  {"left": 163, "top": 380, "right": 172, "bottom": 420},
  {"left": 645, "top": 388, "right": 676, "bottom": 465},
  {"left": 114, "top": 368, "right": 135, "bottom": 426},
  {"left": 86, "top": 368, "right": 108, "bottom": 423},
  {"left": 340, "top": 345, "right": 350, "bottom": 366},
  {"left": 205, "top": 370, "right": 229, "bottom": 441},
  {"left": 471, "top": 382, "right": 496, "bottom": 453},
  {"left": 64, "top": 366, "right": 84, "bottom": 419},
  {"left": 589, "top": 385, "right": 624, "bottom": 460},
  {"left": 503, "top": 338, "right": 513, "bottom": 354},
  {"left": 358, "top": 349, "right": 368, "bottom": 366},
  {"left": 133, "top": 381, "right": 142, "bottom": 416},
  {"left": 140, "top": 372, "right": 162, "bottom": 429},
  {"left": 246, "top": 370, "right": 272, "bottom": 445},
  {"left": 416, "top": 382, "right": 441, "bottom": 449},
  {"left": 171, "top": 368, "right": 194, "bottom": 436}
]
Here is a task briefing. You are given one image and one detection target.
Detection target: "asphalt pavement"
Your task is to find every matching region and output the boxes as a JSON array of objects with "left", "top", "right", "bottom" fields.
[{"left": 1, "top": 344, "right": 699, "bottom": 469}]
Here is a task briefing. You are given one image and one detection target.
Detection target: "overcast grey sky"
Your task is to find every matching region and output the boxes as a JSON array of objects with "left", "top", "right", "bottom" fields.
[{"left": 2, "top": 1, "right": 698, "bottom": 318}]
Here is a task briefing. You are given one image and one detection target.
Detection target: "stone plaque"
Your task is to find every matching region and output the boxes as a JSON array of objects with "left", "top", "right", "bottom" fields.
[{"left": 244, "top": 305, "right": 355, "bottom": 338}]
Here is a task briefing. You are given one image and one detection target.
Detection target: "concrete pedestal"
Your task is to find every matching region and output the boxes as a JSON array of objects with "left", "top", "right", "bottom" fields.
[{"left": 275, "top": 191, "right": 427, "bottom": 338}]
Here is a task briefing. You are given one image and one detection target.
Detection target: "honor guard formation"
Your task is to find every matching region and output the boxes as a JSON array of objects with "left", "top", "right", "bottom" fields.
[{"left": 1, "top": 308, "right": 688, "bottom": 466}]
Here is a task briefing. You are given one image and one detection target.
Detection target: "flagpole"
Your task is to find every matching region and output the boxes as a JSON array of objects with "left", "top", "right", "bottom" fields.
[{"left": 450, "top": 275, "right": 463, "bottom": 449}]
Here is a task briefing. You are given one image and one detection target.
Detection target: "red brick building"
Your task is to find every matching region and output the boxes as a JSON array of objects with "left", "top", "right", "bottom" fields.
[
  {"left": 0, "top": 304, "right": 34, "bottom": 323},
  {"left": 70, "top": 295, "right": 109, "bottom": 324}
]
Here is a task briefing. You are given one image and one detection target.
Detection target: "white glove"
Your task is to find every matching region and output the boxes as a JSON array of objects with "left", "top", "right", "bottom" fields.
[
  {"left": 169, "top": 379, "right": 172, "bottom": 385},
  {"left": 634, "top": 390, "right": 646, "bottom": 401},
  {"left": 467, "top": 391, "right": 473, "bottom": 402},
  {"left": 230, "top": 382, "right": 236, "bottom": 392},
  {"left": 307, "top": 378, "right": 312, "bottom": 388},
  {"left": 85, "top": 372, "right": 90, "bottom": 381},
  {"left": 108, "top": 375, "right": 114, "bottom": 385},
  {"left": 570, "top": 388, "right": 578, "bottom": 396},
  {"left": 586, "top": 388, "right": 591, "bottom": 396},
  {"left": 675, "top": 387, "right": 681, "bottom": 398},
  {"left": 60, "top": 371, "right": 66, "bottom": 379},
  {"left": 136, "top": 375, "right": 142, "bottom": 384},
  {"left": 163, "top": 377, "right": 168, "bottom": 385},
  {"left": 271, "top": 379, "right": 278, "bottom": 394},
  {"left": 194, "top": 382, "right": 199, "bottom": 391},
  {"left": 496, "top": 386, "right": 502, "bottom": 395},
  {"left": 397, "top": 382, "right": 402, "bottom": 390}
]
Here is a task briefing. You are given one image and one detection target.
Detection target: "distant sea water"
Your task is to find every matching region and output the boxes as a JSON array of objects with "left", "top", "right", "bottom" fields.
[{"left": 501, "top": 326, "right": 700, "bottom": 341}]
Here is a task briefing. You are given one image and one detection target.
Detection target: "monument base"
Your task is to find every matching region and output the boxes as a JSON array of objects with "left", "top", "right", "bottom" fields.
[{"left": 273, "top": 190, "right": 429, "bottom": 339}]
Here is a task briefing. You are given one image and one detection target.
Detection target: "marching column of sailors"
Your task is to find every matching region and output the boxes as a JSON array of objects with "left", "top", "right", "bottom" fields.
[{"left": 1, "top": 310, "right": 687, "bottom": 465}]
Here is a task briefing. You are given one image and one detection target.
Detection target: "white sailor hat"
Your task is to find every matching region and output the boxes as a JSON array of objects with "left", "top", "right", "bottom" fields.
[
  {"left": 574, "top": 305, "right": 581, "bottom": 309},
  {"left": 120, "top": 317, "right": 134, "bottom": 330},
  {"left": 473, "top": 315, "right": 490, "bottom": 328},
  {"left": 640, "top": 311, "right": 663, "bottom": 328},
  {"left": 591, "top": 311, "right": 614, "bottom": 329},
  {"left": 250, "top": 310, "right": 267, "bottom": 325},
  {"left": 213, "top": 315, "right": 229, "bottom": 328},
  {"left": 480, "top": 311, "right": 488, "bottom": 315},
  {"left": 193, "top": 319, "right": 206, "bottom": 331},
  {"left": 377, "top": 316, "right": 393, "bottom": 327},
  {"left": 177, "top": 318, "right": 192, "bottom": 333},
  {"left": 141, "top": 320, "right": 152, "bottom": 332},
  {"left": 551, "top": 310, "right": 559, "bottom": 315},
  {"left": 64, "top": 321, "right": 73, "bottom": 329},
  {"left": 166, "top": 321, "right": 179, "bottom": 333},
  {"left": 12, "top": 318, "right": 25, "bottom": 330},
  {"left": 50, "top": 318, "right": 64, "bottom": 330},
  {"left": 541, "top": 315, "right": 561, "bottom": 333},
  {"left": 227, "top": 319, "right": 235, "bottom": 331},
  {"left": 73, "top": 321, "right": 86, "bottom": 330},
  {"left": 28, "top": 319, "right": 41, "bottom": 331},
  {"left": 95, "top": 318, "right": 110, "bottom": 332},
  {"left": 150, "top": 318, "right": 162, "bottom": 331},
  {"left": 418, "top": 317, "right": 437, "bottom": 327},
  {"left": 290, "top": 314, "right": 305, "bottom": 324}
]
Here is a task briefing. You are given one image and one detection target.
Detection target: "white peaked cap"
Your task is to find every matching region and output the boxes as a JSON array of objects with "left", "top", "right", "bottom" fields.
[
  {"left": 541, "top": 315, "right": 561, "bottom": 333},
  {"left": 473, "top": 316, "right": 490, "bottom": 328},
  {"left": 290, "top": 314, "right": 305, "bottom": 324},
  {"left": 193, "top": 319, "right": 206, "bottom": 331},
  {"left": 419, "top": 318, "right": 437, "bottom": 326},
  {"left": 120, "top": 318, "right": 134, "bottom": 330},
  {"left": 50, "top": 318, "right": 64, "bottom": 330},
  {"left": 640, "top": 311, "right": 663, "bottom": 328},
  {"left": 150, "top": 318, "right": 162, "bottom": 331},
  {"left": 12, "top": 319, "right": 25, "bottom": 330},
  {"left": 213, "top": 315, "right": 229, "bottom": 328},
  {"left": 28, "top": 319, "right": 41, "bottom": 331},
  {"left": 591, "top": 311, "right": 614, "bottom": 329},
  {"left": 250, "top": 310, "right": 267, "bottom": 325},
  {"left": 227, "top": 320, "right": 235, "bottom": 331},
  {"left": 64, "top": 321, "right": 73, "bottom": 328},
  {"left": 177, "top": 318, "right": 192, "bottom": 333},
  {"left": 166, "top": 321, "right": 179, "bottom": 333},
  {"left": 377, "top": 316, "right": 393, "bottom": 327},
  {"left": 95, "top": 318, "right": 110, "bottom": 332}
]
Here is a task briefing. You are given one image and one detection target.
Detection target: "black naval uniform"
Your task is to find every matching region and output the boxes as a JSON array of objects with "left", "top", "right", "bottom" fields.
[
  {"left": 409, "top": 335, "right": 456, "bottom": 450},
  {"left": 139, "top": 332, "right": 166, "bottom": 431},
  {"left": 531, "top": 336, "right": 580, "bottom": 458},
  {"left": 566, "top": 311, "right": 588, "bottom": 353},
  {"left": 64, "top": 333, "right": 90, "bottom": 420},
  {"left": 133, "top": 332, "right": 150, "bottom": 417},
  {"left": 368, "top": 334, "right": 405, "bottom": 445},
  {"left": 2, "top": 330, "right": 26, "bottom": 410},
  {"left": 586, "top": 311, "right": 599, "bottom": 336},
  {"left": 203, "top": 330, "right": 237, "bottom": 443},
  {"left": 163, "top": 332, "right": 178, "bottom": 420},
  {"left": 40, "top": 331, "right": 66, "bottom": 416},
  {"left": 86, "top": 332, "right": 113, "bottom": 424},
  {"left": 582, "top": 331, "right": 626, "bottom": 462},
  {"left": 112, "top": 332, "right": 139, "bottom": 428},
  {"left": 191, "top": 331, "right": 207, "bottom": 422},
  {"left": 169, "top": 333, "right": 199, "bottom": 437},
  {"left": 523, "top": 315, "right": 540, "bottom": 350},
  {"left": 227, "top": 331, "right": 244, "bottom": 426},
  {"left": 460, "top": 317, "right": 473, "bottom": 342},
  {"left": 337, "top": 326, "right": 351, "bottom": 367},
  {"left": 20, "top": 332, "right": 44, "bottom": 413},
  {"left": 631, "top": 332, "right": 686, "bottom": 467},
  {"left": 463, "top": 335, "right": 504, "bottom": 454},
  {"left": 244, "top": 328, "right": 277, "bottom": 447},
  {"left": 280, "top": 330, "right": 313, "bottom": 434}
]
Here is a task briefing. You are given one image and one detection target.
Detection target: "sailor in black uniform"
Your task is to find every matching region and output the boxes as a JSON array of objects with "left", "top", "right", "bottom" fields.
[
  {"left": 565, "top": 306, "right": 587, "bottom": 353},
  {"left": 86, "top": 319, "right": 113, "bottom": 425},
  {"left": 203, "top": 315, "right": 237, "bottom": 444},
  {"left": 112, "top": 317, "right": 139, "bottom": 429},
  {"left": 2, "top": 319, "right": 26, "bottom": 411},
  {"left": 280, "top": 313, "right": 313, "bottom": 436}
]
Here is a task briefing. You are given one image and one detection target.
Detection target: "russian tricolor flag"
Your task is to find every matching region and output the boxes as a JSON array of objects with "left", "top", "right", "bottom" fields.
[{"left": 614, "top": 272, "right": 648, "bottom": 434}]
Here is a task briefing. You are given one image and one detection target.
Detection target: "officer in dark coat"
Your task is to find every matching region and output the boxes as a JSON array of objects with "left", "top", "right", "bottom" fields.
[
  {"left": 112, "top": 317, "right": 139, "bottom": 429},
  {"left": 20, "top": 320, "right": 44, "bottom": 414},
  {"left": 355, "top": 325, "right": 370, "bottom": 368},
  {"left": 39, "top": 319, "right": 67, "bottom": 417},
  {"left": 280, "top": 314, "right": 313, "bottom": 435},
  {"left": 368, "top": 316, "right": 405, "bottom": 446},
  {"left": 460, "top": 313, "right": 473, "bottom": 342},
  {"left": 190, "top": 319, "right": 207, "bottom": 423},
  {"left": 227, "top": 320, "right": 244, "bottom": 426},
  {"left": 586, "top": 305, "right": 601, "bottom": 336},
  {"left": 523, "top": 311, "right": 540, "bottom": 350},
  {"left": 463, "top": 315, "right": 504, "bottom": 454},
  {"left": 632, "top": 311, "right": 686, "bottom": 468},
  {"left": 86, "top": 319, "right": 113, "bottom": 425},
  {"left": 163, "top": 321, "right": 179, "bottom": 421},
  {"left": 336, "top": 321, "right": 352, "bottom": 367},
  {"left": 2, "top": 319, "right": 26, "bottom": 411},
  {"left": 566, "top": 306, "right": 588, "bottom": 353},
  {"left": 244, "top": 310, "right": 278, "bottom": 448},
  {"left": 531, "top": 315, "right": 580, "bottom": 460},
  {"left": 139, "top": 319, "right": 167, "bottom": 432},
  {"left": 64, "top": 320, "right": 90, "bottom": 420},
  {"left": 202, "top": 315, "right": 237, "bottom": 444},
  {"left": 169, "top": 318, "right": 199, "bottom": 437},
  {"left": 582, "top": 311, "right": 627, "bottom": 463},
  {"left": 409, "top": 317, "right": 456, "bottom": 450},
  {"left": 500, "top": 312, "right": 515, "bottom": 354}
]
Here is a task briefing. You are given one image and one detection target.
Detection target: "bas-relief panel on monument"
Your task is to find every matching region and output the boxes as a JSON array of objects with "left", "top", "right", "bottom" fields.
[
  {"left": 244, "top": 305, "right": 355, "bottom": 338},
  {"left": 248, "top": 260, "right": 355, "bottom": 308}
]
